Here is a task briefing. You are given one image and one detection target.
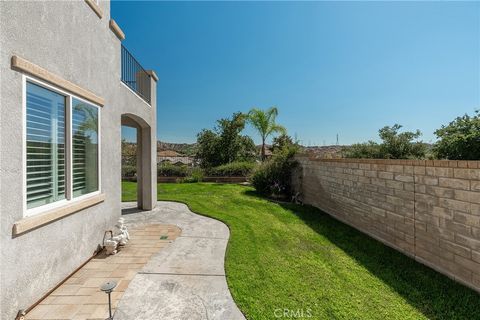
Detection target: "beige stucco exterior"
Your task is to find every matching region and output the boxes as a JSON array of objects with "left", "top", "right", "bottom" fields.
[{"left": 0, "top": 1, "right": 157, "bottom": 318}]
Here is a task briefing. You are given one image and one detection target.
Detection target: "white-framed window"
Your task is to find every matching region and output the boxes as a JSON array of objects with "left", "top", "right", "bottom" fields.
[{"left": 24, "top": 76, "right": 101, "bottom": 216}]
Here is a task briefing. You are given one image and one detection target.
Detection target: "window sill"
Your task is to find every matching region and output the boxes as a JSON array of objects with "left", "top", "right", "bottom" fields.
[{"left": 13, "top": 193, "right": 105, "bottom": 236}]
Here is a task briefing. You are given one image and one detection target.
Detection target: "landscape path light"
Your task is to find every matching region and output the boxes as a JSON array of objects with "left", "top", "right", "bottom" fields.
[{"left": 100, "top": 281, "right": 117, "bottom": 320}]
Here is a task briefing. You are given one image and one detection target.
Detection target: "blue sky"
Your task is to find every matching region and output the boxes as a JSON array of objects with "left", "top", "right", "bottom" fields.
[{"left": 114, "top": 1, "right": 480, "bottom": 145}]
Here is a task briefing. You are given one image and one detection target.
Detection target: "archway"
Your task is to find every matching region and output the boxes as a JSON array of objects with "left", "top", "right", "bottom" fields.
[{"left": 121, "top": 113, "right": 156, "bottom": 210}]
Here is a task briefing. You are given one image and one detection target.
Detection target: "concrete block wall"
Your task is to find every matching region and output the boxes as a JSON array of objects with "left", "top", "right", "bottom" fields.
[{"left": 294, "top": 156, "right": 480, "bottom": 292}]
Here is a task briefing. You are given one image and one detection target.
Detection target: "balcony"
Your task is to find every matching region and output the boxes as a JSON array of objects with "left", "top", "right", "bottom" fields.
[{"left": 121, "top": 44, "right": 151, "bottom": 104}]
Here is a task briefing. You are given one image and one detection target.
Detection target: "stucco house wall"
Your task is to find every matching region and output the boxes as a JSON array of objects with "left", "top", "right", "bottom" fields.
[{"left": 0, "top": 1, "right": 157, "bottom": 318}]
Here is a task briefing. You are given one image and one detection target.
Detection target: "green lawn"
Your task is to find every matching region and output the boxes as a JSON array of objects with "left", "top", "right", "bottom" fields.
[{"left": 122, "top": 182, "right": 479, "bottom": 320}]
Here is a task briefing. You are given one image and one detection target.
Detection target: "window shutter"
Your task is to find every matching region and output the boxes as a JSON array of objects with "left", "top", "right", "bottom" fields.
[{"left": 26, "top": 82, "right": 66, "bottom": 208}]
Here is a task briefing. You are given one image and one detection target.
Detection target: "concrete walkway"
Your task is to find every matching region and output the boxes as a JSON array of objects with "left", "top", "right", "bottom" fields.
[{"left": 115, "top": 202, "right": 245, "bottom": 320}]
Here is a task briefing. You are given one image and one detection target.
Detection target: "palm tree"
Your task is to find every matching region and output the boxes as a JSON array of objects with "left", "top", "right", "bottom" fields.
[{"left": 247, "top": 107, "right": 286, "bottom": 161}]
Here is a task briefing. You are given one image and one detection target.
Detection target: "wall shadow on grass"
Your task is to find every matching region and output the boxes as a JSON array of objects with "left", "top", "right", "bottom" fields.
[{"left": 243, "top": 189, "right": 480, "bottom": 320}]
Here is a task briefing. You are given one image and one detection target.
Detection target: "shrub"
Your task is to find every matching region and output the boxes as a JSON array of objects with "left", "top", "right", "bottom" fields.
[
  {"left": 208, "top": 161, "right": 256, "bottom": 177},
  {"left": 182, "top": 168, "right": 204, "bottom": 183},
  {"left": 157, "top": 163, "right": 188, "bottom": 177},
  {"left": 251, "top": 147, "right": 297, "bottom": 197},
  {"left": 345, "top": 124, "right": 427, "bottom": 159},
  {"left": 344, "top": 142, "right": 382, "bottom": 159},
  {"left": 122, "top": 165, "right": 136, "bottom": 178}
]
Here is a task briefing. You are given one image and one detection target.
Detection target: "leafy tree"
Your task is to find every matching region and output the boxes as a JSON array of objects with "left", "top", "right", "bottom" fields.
[
  {"left": 434, "top": 110, "right": 480, "bottom": 160},
  {"left": 378, "top": 124, "right": 426, "bottom": 159},
  {"left": 237, "top": 135, "right": 257, "bottom": 161},
  {"left": 345, "top": 124, "right": 426, "bottom": 159},
  {"left": 196, "top": 129, "right": 218, "bottom": 167},
  {"left": 247, "top": 107, "right": 286, "bottom": 161},
  {"left": 121, "top": 139, "right": 137, "bottom": 166},
  {"left": 216, "top": 113, "right": 251, "bottom": 163},
  {"left": 196, "top": 112, "right": 256, "bottom": 168},
  {"left": 272, "top": 133, "right": 294, "bottom": 153}
]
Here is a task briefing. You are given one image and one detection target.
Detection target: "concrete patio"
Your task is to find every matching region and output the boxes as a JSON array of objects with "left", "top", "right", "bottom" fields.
[
  {"left": 116, "top": 201, "right": 245, "bottom": 320},
  {"left": 25, "top": 201, "right": 244, "bottom": 320}
]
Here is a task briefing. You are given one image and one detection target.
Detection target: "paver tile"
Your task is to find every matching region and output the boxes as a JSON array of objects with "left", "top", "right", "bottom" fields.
[
  {"left": 43, "top": 304, "right": 82, "bottom": 319},
  {"left": 25, "top": 224, "right": 181, "bottom": 320},
  {"left": 51, "top": 295, "right": 90, "bottom": 305},
  {"left": 51, "top": 285, "right": 82, "bottom": 296},
  {"left": 24, "top": 305, "right": 50, "bottom": 319}
]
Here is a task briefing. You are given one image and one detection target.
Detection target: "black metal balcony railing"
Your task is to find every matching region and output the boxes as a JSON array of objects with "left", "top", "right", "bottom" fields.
[{"left": 121, "top": 45, "right": 151, "bottom": 104}]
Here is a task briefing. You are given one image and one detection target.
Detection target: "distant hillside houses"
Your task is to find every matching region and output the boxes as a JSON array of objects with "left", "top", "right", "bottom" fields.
[
  {"left": 157, "top": 150, "right": 195, "bottom": 166},
  {"left": 157, "top": 141, "right": 197, "bottom": 156},
  {"left": 305, "top": 145, "right": 345, "bottom": 159}
]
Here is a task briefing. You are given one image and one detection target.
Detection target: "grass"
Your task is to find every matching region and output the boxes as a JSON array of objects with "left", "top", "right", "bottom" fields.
[
  {"left": 122, "top": 180, "right": 138, "bottom": 202},
  {"left": 122, "top": 181, "right": 480, "bottom": 320}
]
